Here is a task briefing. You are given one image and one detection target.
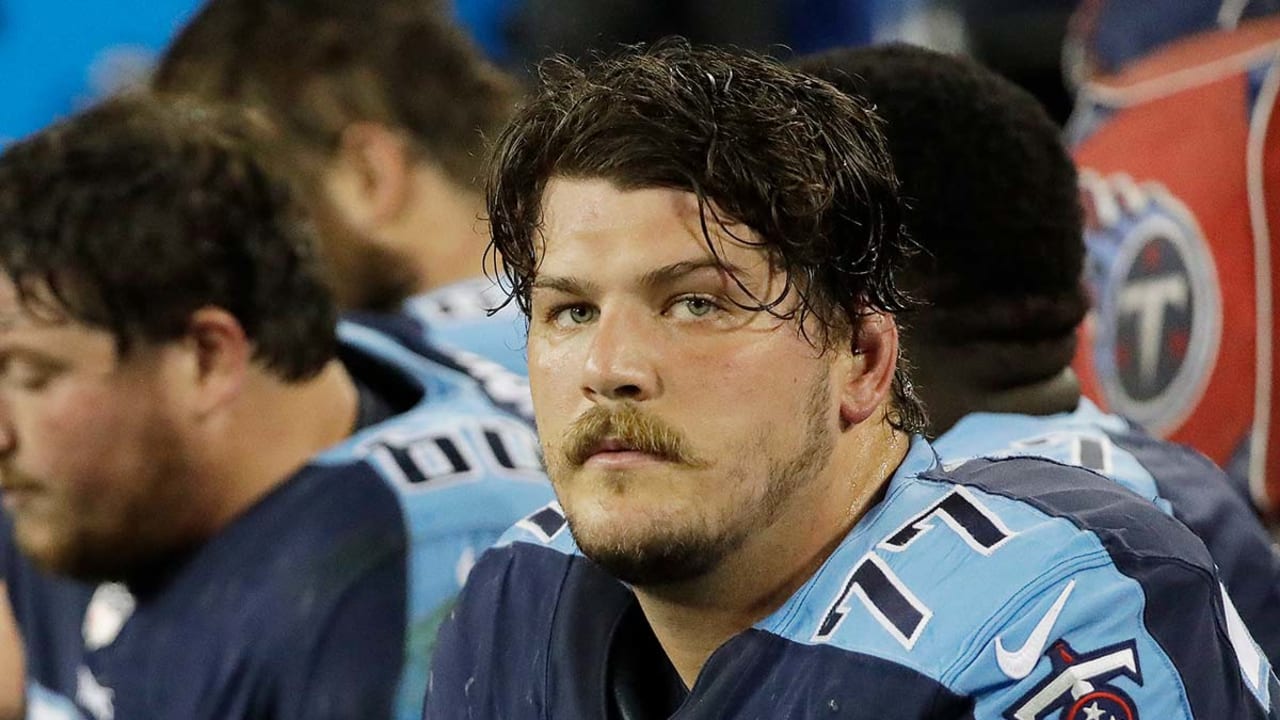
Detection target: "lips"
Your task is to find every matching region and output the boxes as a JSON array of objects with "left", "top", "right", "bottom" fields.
[
  {"left": 0, "top": 482, "right": 44, "bottom": 512},
  {"left": 0, "top": 469, "right": 46, "bottom": 502},
  {"left": 0, "top": 479, "right": 40, "bottom": 494},
  {"left": 584, "top": 437, "right": 666, "bottom": 461},
  {"left": 591, "top": 437, "right": 639, "bottom": 454}
]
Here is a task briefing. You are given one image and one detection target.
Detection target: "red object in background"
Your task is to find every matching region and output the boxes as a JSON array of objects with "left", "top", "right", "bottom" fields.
[{"left": 1071, "top": 17, "right": 1280, "bottom": 516}]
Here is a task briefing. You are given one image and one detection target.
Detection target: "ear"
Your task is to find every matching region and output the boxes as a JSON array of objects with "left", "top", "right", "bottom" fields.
[
  {"left": 837, "top": 312, "right": 900, "bottom": 428},
  {"left": 184, "top": 307, "right": 251, "bottom": 417},
  {"left": 322, "top": 122, "right": 413, "bottom": 234}
]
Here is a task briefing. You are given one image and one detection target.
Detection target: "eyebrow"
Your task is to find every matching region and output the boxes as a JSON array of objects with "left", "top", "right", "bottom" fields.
[
  {"left": 530, "top": 275, "right": 595, "bottom": 297},
  {"left": 532, "top": 259, "right": 748, "bottom": 297},
  {"left": 638, "top": 259, "right": 747, "bottom": 290}
]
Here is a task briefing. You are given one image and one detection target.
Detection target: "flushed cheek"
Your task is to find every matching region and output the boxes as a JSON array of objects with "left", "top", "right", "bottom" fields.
[
  {"left": 528, "top": 335, "right": 579, "bottom": 374},
  {"left": 23, "top": 418, "right": 104, "bottom": 478},
  {"left": 22, "top": 401, "right": 135, "bottom": 492},
  {"left": 674, "top": 335, "right": 814, "bottom": 392},
  {"left": 529, "top": 359, "right": 580, "bottom": 426}
]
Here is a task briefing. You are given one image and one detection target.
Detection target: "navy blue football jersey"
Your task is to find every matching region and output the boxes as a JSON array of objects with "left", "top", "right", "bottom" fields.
[
  {"left": 426, "top": 439, "right": 1277, "bottom": 719},
  {"left": 0, "top": 319, "right": 554, "bottom": 720},
  {"left": 934, "top": 399, "right": 1280, "bottom": 667}
]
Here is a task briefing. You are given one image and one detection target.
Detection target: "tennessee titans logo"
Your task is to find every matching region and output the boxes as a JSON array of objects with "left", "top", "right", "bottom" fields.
[
  {"left": 1004, "top": 639, "right": 1142, "bottom": 720},
  {"left": 1079, "top": 172, "right": 1221, "bottom": 435},
  {"left": 1063, "top": 691, "right": 1137, "bottom": 720}
]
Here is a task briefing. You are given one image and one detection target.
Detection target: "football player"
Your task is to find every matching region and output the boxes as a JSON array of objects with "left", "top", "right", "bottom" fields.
[
  {"left": 425, "top": 40, "right": 1277, "bottom": 719},
  {"left": 0, "top": 95, "right": 552, "bottom": 720},
  {"left": 795, "top": 42, "right": 1280, "bottom": 665},
  {"left": 152, "top": 0, "right": 529, "bottom": 375}
]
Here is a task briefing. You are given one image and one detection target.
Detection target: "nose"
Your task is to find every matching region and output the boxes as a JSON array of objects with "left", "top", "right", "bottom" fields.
[{"left": 582, "top": 306, "right": 661, "bottom": 403}]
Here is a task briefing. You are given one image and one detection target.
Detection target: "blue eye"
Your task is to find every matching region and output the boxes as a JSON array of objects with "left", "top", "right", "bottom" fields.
[
  {"left": 671, "top": 296, "right": 720, "bottom": 319},
  {"left": 684, "top": 297, "right": 716, "bottom": 316},
  {"left": 554, "top": 305, "right": 598, "bottom": 326}
]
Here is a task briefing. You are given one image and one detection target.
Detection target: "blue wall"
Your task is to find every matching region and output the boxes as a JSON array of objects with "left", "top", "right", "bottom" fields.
[{"left": 0, "top": 0, "right": 201, "bottom": 144}]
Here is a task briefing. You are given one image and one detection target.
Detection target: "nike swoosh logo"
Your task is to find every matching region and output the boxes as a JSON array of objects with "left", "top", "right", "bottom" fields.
[{"left": 995, "top": 579, "right": 1076, "bottom": 680}]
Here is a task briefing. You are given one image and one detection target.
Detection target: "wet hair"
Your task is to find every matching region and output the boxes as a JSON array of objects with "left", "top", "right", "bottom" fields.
[
  {"left": 0, "top": 93, "right": 337, "bottom": 381},
  {"left": 487, "top": 39, "right": 926, "bottom": 433},
  {"left": 153, "top": 0, "right": 516, "bottom": 187},
  {"left": 795, "top": 44, "right": 1086, "bottom": 381}
]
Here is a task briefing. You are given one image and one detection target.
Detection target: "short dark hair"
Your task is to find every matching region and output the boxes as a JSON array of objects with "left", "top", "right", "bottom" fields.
[
  {"left": 0, "top": 94, "right": 337, "bottom": 381},
  {"left": 153, "top": 0, "right": 516, "bottom": 187},
  {"left": 794, "top": 45, "right": 1086, "bottom": 372},
  {"left": 487, "top": 40, "right": 925, "bottom": 433}
]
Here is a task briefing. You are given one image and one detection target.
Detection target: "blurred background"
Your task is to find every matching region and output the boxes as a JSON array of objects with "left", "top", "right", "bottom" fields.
[{"left": 0, "top": 0, "right": 1083, "bottom": 145}]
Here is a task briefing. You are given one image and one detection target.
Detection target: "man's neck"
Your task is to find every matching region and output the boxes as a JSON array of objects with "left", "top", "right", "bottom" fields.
[
  {"left": 905, "top": 335, "right": 1082, "bottom": 438},
  {"left": 927, "top": 368, "right": 1081, "bottom": 438},
  {"left": 634, "top": 422, "right": 912, "bottom": 688},
  {"left": 191, "top": 359, "right": 360, "bottom": 538},
  {"left": 398, "top": 168, "right": 490, "bottom": 294}
]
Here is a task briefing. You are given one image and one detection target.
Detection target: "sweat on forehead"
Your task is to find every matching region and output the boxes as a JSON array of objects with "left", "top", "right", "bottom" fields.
[{"left": 531, "top": 179, "right": 772, "bottom": 298}]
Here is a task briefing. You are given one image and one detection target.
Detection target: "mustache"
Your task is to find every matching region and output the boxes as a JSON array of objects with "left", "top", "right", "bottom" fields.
[{"left": 562, "top": 404, "right": 709, "bottom": 468}]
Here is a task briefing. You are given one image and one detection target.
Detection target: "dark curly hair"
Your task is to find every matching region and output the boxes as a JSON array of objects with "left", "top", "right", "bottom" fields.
[
  {"left": 794, "top": 44, "right": 1087, "bottom": 384},
  {"left": 0, "top": 94, "right": 337, "bottom": 381},
  {"left": 153, "top": 0, "right": 516, "bottom": 187},
  {"left": 487, "top": 40, "right": 925, "bottom": 433}
]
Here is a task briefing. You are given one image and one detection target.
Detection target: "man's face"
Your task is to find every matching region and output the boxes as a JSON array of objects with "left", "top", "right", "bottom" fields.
[
  {"left": 528, "top": 178, "right": 843, "bottom": 586},
  {"left": 306, "top": 188, "right": 418, "bottom": 313},
  {"left": 0, "top": 279, "right": 196, "bottom": 581}
]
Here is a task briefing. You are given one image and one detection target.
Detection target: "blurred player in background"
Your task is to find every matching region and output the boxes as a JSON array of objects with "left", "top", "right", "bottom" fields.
[
  {"left": 1063, "top": 0, "right": 1280, "bottom": 524},
  {"left": 426, "top": 41, "right": 1276, "bottom": 718},
  {"left": 796, "top": 42, "right": 1280, "bottom": 665},
  {"left": 0, "top": 94, "right": 550, "bottom": 720},
  {"left": 152, "top": 0, "right": 530, "bottom": 376}
]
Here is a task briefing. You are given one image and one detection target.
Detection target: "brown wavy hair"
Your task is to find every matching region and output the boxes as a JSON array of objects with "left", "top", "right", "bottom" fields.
[{"left": 486, "top": 39, "right": 926, "bottom": 432}]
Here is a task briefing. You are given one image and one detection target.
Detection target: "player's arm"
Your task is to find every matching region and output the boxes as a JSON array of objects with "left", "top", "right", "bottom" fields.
[
  {"left": 962, "top": 561, "right": 1277, "bottom": 720},
  {"left": 0, "top": 582, "right": 25, "bottom": 720}
]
